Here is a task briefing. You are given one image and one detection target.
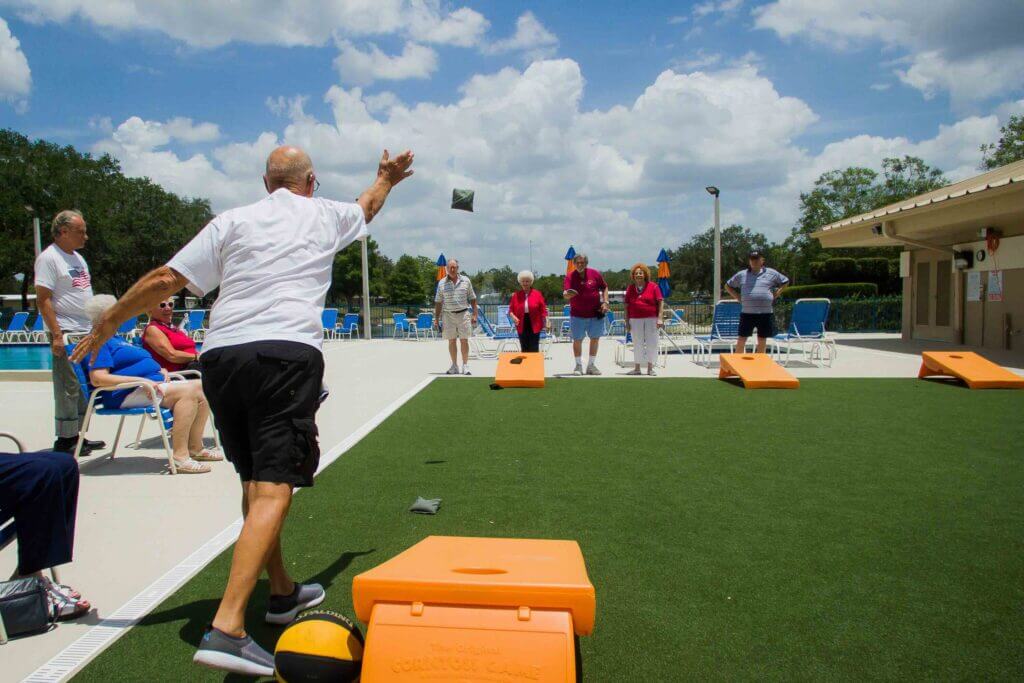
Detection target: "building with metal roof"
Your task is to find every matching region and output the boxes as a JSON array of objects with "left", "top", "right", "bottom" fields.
[{"left": 812, "top": 159, "right": 1024, "bottom": 355}]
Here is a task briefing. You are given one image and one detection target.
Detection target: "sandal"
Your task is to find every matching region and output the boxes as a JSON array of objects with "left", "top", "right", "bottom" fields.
[
  {"left": 172, "top": 457, "right": 211, "bottom": 474},
  {"left": 42, "top": 577, "right": 82, "bottom": 601},
  {"left": 47, "top": 585, "right": 91, "bottom": 621},
  {"left": 190, "top": 448, "right": 224, "bottom": 462}
]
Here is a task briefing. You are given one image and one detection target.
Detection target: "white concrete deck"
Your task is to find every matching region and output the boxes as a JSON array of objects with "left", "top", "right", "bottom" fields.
[{"left": 1, "top": 333, "right": 1021, "bottom": 681}]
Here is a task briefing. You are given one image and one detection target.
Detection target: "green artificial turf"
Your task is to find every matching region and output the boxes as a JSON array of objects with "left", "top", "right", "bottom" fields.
[{"left": 76, "top": 378, "right": 1024, "bottom": 681}]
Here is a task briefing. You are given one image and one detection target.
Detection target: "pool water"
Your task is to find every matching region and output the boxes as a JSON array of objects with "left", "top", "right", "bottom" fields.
[{"left": 0, "top": 344, "right": 53, "bottom": 370}]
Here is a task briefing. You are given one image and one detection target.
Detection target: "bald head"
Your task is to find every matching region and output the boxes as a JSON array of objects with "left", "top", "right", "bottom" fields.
[{"left": 264, "top": 145, "right": 314, "bottom": 194}]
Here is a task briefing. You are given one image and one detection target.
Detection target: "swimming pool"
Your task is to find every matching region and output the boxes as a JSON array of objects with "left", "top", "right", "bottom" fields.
[{"left": 0, "top": 344, "right": 52, "bottom": 370}]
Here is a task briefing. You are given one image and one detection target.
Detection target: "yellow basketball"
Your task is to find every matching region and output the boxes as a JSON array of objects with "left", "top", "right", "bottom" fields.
[{"left": 274, "top": 610, "right": 364, "bottom": 682}]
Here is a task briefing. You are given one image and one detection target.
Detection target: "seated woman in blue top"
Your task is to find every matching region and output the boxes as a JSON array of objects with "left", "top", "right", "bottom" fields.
[{"left": 78, "top": 295, "right": 222, "bottom": 474}]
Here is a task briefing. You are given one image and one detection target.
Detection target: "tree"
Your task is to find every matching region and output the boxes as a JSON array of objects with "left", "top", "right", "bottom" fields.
[
  {"left": 534, "top": 274, "right": 565, "bottom": 303},
  {"left": 782, "top": 156, "right": 945, "bottom": 283},
  {"left": 329, "top": 237, "right": 389, "bottom": 307},
  {"left": 0, "top": 128, "right": 213, "bottom": 306},
  {"left": 467, "top": 266, "right": 518, "bottom": 298},
  {"left": 980, "top": 114, "right": 1024, "bottom": 169},
  {"left": 414, "top": 256, "right": 441, "bottom": 303},
  {"left": 386, "top": 255, "right": 427, "bottom": 304},
  {"left": 875, "top": 155, "right": 947, "bottom": 207},
  {"left": 601, "top": 269, "right": 631, "bottom": 291},
  {"left": 668, "top": 225, "right": 771, "bottom": 297}
]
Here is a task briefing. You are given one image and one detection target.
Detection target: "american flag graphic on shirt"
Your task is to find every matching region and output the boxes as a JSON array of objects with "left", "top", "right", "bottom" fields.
[{"left": 69, "top": 266, "right": 91, "bottom": 289}]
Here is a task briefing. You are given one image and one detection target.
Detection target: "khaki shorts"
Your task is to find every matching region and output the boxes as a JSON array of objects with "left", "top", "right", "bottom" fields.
[{"left": 442, "top": 309, "right": 473, "bottom": 339}]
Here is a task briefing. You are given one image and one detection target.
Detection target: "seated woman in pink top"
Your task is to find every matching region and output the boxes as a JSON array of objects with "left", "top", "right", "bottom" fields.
[
  {"left": 142, "top": 298, "right": 200, "bottom": 373},
  {"left": 624, "top": 262, "right": 664, "bottom": 376}
]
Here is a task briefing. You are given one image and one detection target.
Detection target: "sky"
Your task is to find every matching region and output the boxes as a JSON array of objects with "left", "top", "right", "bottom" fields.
[{"left": 1, "top": 0, "right": 1023, "bottom": 276}]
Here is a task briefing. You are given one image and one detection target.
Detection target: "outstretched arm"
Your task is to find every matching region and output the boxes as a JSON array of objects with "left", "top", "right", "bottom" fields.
[
  {"left": 357, "top": 149, "right": 415, "bottom": 223},
  {"left": 71, "top": 266, "right": 189, "bottom": 363}
]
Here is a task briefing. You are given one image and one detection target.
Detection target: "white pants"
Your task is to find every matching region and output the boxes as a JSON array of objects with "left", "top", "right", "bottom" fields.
[{"left": 630, "top": 317, "right": 659, "bottom": 366}]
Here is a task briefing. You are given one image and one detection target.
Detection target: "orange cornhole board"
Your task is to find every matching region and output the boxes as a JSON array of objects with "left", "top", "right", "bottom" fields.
[
  {"left": 919, "top": 351, "right": 1024, "bottom": 389},
  {"left": 719, "top": 353, "right": 799, "bottom": 389},
  {"left": 495, "top": 352, "right": 545, "bottom": 388},
  {"left": 353, "top": 536, "right": 595, "bottom": 682}
]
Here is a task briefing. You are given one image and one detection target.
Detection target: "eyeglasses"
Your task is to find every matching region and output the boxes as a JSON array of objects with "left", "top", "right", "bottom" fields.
[
  {"left": 310, "top": 175, "right": 320, "bottom": 193},
  {"left": 158, "top": 302, "right": 173, "bottom": 309}
]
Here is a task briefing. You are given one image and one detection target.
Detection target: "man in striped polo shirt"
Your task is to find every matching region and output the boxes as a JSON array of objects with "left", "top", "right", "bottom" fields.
[{"left": 433, "top": 259, "right": 478, "bottom": 375}]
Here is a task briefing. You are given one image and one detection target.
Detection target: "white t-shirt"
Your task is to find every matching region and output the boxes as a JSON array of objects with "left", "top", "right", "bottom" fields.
[
  {"left": 33, "top": 244, "right": 94, "bottom": 333},
  {"left": 167, "top": 189, "right": 367, "bottom": 353}
]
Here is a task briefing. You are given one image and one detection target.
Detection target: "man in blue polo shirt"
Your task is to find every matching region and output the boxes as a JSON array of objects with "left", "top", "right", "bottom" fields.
[{"left": 725, "top": 250, "right": 789, "bottom": 354}]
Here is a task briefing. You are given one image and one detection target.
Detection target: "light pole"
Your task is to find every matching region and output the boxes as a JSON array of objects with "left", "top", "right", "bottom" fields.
[
  {"left": 25, "top": 205, "right": 41, "bottom": 258},
  {"left": 706, "top": 186, "right": 720, "bottom": 304},
  {"left": 360, "top": 236, "right": 371, "bottom": 339}
]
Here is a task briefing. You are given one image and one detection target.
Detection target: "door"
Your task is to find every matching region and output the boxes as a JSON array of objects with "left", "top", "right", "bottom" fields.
[{"left": 912, "top": 253, "right": 955, "bottom": 342}]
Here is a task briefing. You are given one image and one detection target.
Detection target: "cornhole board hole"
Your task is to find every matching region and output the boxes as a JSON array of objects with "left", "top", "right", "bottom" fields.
[
  {"left": 719, "top": 353, "right": 799, "bottom": 389},
  {"left": 353, "top": 536, "right": 595, "bottom": 682},
  {"left": 495, "top": 352, "right": 545, "bottom": 388},
  {"left": 918, "top": 351, "right": 1024, "bottom": 389}
]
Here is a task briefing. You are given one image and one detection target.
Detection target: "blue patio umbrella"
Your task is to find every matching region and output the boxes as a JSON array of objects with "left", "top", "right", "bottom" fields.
[{"left": 656, "top": 248, "right": 671, "bottom": 298}]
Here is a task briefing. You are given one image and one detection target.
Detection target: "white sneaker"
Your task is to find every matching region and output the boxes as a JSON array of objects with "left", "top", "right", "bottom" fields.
[
  {"left": 446, "top": 364, "right": 459, "bottom": 375},
  {"left": 586, "top": 364, "right": 601, "bottom": 375},
  {"left": 463, "top": 366, "right": 472, "bottom": 375},
  {"left": 626, "top": 368, "right": 642, "bottom": 375},
  {"left": 648, "top": 367, "right": 658, "bottom": 376},
  {"left": 573, "top": 364, "right": 583, "bottom": 376}
]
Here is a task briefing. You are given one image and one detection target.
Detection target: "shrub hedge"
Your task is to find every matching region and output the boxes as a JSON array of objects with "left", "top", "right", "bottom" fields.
[{"left": 780, "top": 282, "right": 879, "bottom": 299}]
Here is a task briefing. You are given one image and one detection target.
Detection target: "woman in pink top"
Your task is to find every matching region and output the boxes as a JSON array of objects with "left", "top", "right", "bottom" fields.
[
  {"left": 623, "top": 263, "right": 664, "bottom": 376},
  {"left": 142, "top": 298, "right": 199, "bottom": 373}
]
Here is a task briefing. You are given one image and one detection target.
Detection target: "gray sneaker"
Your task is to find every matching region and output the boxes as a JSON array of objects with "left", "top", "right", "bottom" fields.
[
  {"left": 586, "top": 364, "right": 602, "bottom": 375},
  {"left": 573, "top": 363, "right": 583, "bottom": 376},
  {"left": 266, "top": 582, "right": 326, "bottom": 625},
  {"left": 193, "top": 627, "right": 274, "bottom": 677},
  {"left": 446, "top": 364, "right": 459, "bottom": 375}
]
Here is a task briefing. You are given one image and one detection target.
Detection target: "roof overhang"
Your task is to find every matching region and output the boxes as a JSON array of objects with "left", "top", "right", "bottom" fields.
[{"left": 812, "top": 160, "right": 1024, "bottom": 249}]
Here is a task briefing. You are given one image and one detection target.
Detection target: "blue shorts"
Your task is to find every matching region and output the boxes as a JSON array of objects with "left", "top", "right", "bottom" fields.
[{"left": 570, "top": 316, "right": 605, "bottom": 340}]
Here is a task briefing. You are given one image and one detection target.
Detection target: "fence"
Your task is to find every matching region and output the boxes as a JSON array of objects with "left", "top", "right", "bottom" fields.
[
  {"left": 342, "top": 296, "right": 904, "bottom": 338},
  {"left": 1, "top": 296, "right": 904, "bottom": 342}
]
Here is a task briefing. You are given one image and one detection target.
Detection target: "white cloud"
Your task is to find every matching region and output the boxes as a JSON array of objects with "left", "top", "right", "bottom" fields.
[
  {"left": 100, "top": 116, "right": 220, "bottom": 154},
  {"left": 89, "top": 58, "right": 1004, "bottom": 271},
  {"left": 897, "top": 46, "right": 1024, "bottom": 105},
  {"left": 869, "top": 83, "right": 891, "bottom": 91},
  {"left": 405, "top": 5, "right": 488, "bottom": 48},
  {"left": 0, "top": 16, "right": 30, "bottom": 110},
  {"left": 2, "top": 0, "right": 486, "bottom": 48},
  {"left": 754, "top": 0, "right": 1024, "bottom": 107},
  {"left": 483, "top": 12, "right": 558, "bottom": 60},
  {"left": 334, "top": 40, "right": 438, "bottom": 86},
  {"left": 92, "top": 60, "right": 824, "bottom": 271},
  {"left": 752, "top": 114, "right": 1000, "bottom": 232},
  {"left": 995, "top": 99, "right": 1024, "bottom": 123},
  {"left": 673, "top": 49, "right": 722, "bottom": 71},
  {"left": 693, "top": 0, "right": 744, "bottom": 19}
]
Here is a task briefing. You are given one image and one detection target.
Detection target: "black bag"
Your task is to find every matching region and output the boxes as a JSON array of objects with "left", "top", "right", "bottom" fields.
[{"left": 0, "top": 577, "right": 54, "bottom": 639}]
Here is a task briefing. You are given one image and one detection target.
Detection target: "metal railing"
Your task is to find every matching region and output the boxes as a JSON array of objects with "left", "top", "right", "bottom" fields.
[{"left": 328, "top": 296, "right": 903, "bottom": 338}]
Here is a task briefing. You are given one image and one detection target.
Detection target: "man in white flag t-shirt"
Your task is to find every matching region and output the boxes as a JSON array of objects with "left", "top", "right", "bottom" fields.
[
  {"left": 72, "top": 145, "right": 415, "bottom": 676},
  {"left": 34, "top": 209, "right": 106, "bottom": 456}
]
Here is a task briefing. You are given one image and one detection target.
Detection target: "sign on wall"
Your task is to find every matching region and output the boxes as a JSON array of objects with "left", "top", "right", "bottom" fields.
[
  {"left": 987, "top": 270, "right": 1003, "bottom": 302},
  {"left": 966, "top": 271, "right": 982, "bottom": 302}
]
